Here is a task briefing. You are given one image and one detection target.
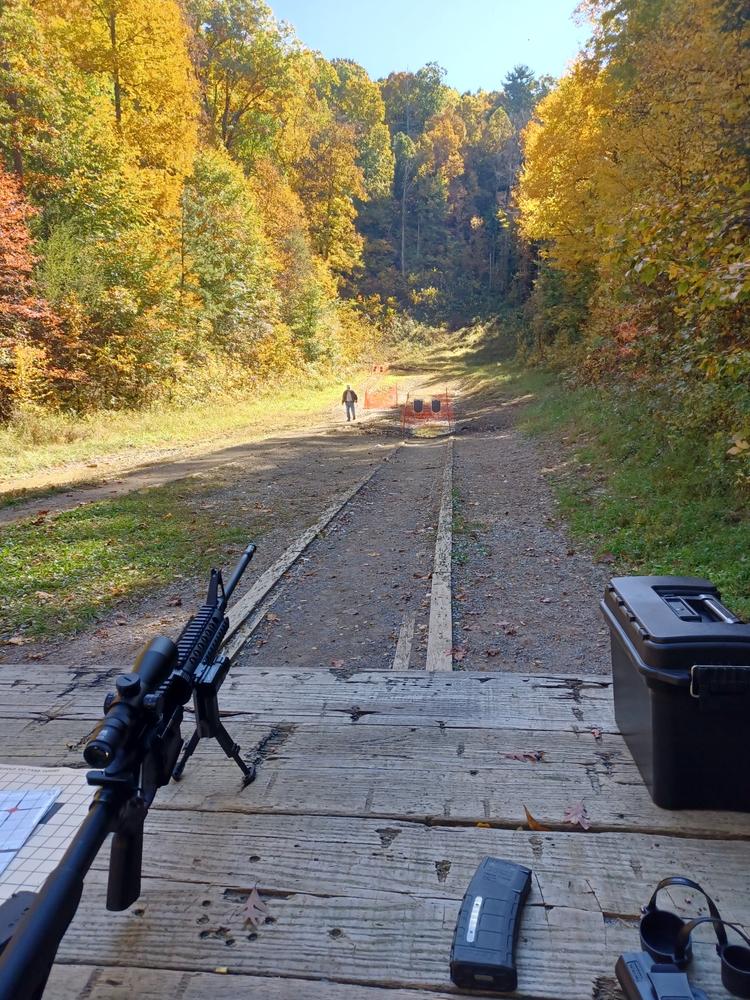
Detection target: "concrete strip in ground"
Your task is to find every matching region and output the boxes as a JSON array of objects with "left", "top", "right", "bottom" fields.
[
  {"left": 425, "top": 438, "right": 453, "bottom": 672},
  {"left": 391, "top": 610, "right": 416, "bottom": 670}
]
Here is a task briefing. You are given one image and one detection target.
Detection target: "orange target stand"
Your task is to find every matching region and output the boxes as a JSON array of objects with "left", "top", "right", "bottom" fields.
[
  {"left": 401, "top": 392, "right": 455, "bottom": 434},
  {"left": 363, "top": 385, "right": 398, "bottom": 410}
]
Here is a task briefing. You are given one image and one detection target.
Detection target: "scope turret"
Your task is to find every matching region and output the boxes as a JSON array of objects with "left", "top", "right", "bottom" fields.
[{"left": 84, "top": 637, "right": 178, "bottom": 768}]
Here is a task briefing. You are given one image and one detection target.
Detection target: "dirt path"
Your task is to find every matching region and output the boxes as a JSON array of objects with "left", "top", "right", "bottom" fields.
[
  {"left": 452, "top": 418, "right": 611, "bottom": 674},
  {"left": 2, "top": 373, "right": 613, "bottom": 677},
  {"left": 237, "top": 439, "right": 447, "bottom": 672}
]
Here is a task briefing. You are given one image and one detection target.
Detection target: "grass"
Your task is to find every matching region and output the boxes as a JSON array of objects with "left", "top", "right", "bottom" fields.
[
  {"left": 507, "top": 369, "right": 750, "bottom": 619},
  {"left": 0, "top": 366, "right": 378, "bottom": 484},
  {"left": 430, "top": 321, "right": 749, "bottom": 618},
  {"left": 0, "top": 476, "right": 266, "bottom": 640}
]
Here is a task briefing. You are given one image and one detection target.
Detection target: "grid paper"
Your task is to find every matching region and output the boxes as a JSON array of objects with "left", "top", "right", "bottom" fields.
[
  {"left": 0, "top": 787, "right": 60, "bottom": 876},
  {"left": 0, "top": 766, "right": 92, "bottom": 905}
]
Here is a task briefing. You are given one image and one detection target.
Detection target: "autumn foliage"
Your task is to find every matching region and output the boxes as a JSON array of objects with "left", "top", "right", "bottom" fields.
[
  {"left": 0, "top": 167, "right": 68, "bottom": 418},
  {"left": 0, "top": 0, "right": 746, "bottom": 495},
  {"left": 517, "top": 0, "right": 750, "bottom": 483}
]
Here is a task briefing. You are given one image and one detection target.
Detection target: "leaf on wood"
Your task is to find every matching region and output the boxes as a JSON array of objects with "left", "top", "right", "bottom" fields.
[
  {"left": 506, "top": 751, "right": 546, "bottom": 763},
  {"left": 476, "top": 821, "right": 491, "bottom": 829},
  {"left": 591, "top": 728, "right": 603, "bottom": 742},
  {"left": 563, "top": 801, "right": 591, "bottom": 830},
  {"left": 243, "top": 886, "right": 270, "bottom": 928},
  {"left": 523, "top": 806, "right": 551, "bottom": 831}
]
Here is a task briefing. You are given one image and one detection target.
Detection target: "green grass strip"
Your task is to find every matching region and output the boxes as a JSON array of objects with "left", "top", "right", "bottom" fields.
[{"left": 0, "top": 479, "right": 261, "bottom": 640}]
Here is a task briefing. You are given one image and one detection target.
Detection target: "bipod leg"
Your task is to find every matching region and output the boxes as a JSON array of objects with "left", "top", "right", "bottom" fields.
[
  {"left": 214, "top": 721, "right": 256, "bottom": 786},
  {"left": 172, "top": 728, "right": 200, "bottom": 782}
]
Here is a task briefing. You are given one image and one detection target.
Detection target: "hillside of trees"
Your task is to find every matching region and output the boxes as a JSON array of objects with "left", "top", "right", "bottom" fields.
[
  {"left": 0, "top": 0, "right": 545, "bottom": 418},
  {"left": 0, "top": 0, "right": 747, "bottom": 490}
]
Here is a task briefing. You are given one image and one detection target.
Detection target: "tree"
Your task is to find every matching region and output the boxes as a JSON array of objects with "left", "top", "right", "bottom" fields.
[
  {"left": 188, "top": 0, "right": 298, "bottom": 166},
  {"left": 0, "top": 165, "right": 70, "bottom": 416},
  {"left": 180, "top": 147, "right": 277, "bottom": 349},
  {"left": 39, "top": 0, "right": 198, "bottom": 213}
]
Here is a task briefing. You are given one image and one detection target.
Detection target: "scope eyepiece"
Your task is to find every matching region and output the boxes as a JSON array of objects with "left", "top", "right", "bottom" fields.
[{"left": 83, "top": 636, "right": 178, "bottom": 769}]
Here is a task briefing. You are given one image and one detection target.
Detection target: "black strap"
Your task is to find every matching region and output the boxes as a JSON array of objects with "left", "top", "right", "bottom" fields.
[
  {"left": 643, "top": 878, "right": 727, "bottom": 959},
  {"left": 677, "top": 918, "right": 750, "bottom": 998},
  {"left": 645, "top": 878, "right": 725, "bottom": 927}
]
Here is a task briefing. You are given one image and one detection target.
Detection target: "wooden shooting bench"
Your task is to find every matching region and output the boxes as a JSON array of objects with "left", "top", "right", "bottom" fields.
[{"left": 1, "top": 662, "right": 748, "bottom": 999}]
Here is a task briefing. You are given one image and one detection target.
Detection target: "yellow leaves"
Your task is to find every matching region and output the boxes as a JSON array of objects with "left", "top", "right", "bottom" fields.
[{"left": 39, "top": 0, "right": 198, "bottom": 216}]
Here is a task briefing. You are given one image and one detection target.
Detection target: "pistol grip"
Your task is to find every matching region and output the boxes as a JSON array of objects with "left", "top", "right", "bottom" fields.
[{"left": 106, "top": 802, "right": 145, "bottom": 911}]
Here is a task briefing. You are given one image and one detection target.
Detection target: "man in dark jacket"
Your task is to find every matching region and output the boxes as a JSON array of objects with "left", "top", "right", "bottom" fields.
[{"left": 342, "top": 385, "right": 358, "bottom": 422}]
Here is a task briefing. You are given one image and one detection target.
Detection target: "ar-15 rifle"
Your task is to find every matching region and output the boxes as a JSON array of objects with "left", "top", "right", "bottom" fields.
[{"left": 0, "top": 543, "right": 257, "bottom": 1000}]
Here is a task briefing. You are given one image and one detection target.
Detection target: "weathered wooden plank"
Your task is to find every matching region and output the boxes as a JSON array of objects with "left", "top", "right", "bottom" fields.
[
  {"left": 144, "top": 720, "right": 747, "bottom": 836},
  {"left": 0, "top": 665, "right": 616, "bottom": 732},
  {"left": 45, "top": 966, "right": 461, "bottom": 1000},
  {"left": 100, "top": 813, "right": 750, "bottom": 922},
  {"left": 426, "top": 438, "right": 453, "bottom": 672},
  {"left": 2, "top": 716, "right": 748, "bottom": 836},
  {"left": 52, "top": 869, "right": 737, "bottom": 999}
]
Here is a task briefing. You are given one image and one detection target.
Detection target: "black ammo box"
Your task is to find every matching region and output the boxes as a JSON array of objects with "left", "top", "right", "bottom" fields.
[{"left": 601, "top": 576, "right": 750, "bottom": 811}]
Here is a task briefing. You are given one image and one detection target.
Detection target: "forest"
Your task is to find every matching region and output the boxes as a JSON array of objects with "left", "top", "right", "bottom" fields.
[{"left": 0, "top": 0, "right": 748, "bottom": 489}]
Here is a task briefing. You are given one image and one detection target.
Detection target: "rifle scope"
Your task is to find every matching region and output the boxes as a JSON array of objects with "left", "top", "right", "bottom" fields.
[{"left": 84, "top": 636, "right": 178, "bottom": 768}]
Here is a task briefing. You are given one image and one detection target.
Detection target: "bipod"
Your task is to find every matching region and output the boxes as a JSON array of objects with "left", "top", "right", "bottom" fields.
[{"left": 172, "top": 654, "right": 256, "bottom": 785}]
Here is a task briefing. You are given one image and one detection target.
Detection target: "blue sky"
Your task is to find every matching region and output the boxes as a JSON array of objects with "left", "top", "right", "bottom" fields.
[{"left": 268, "top": 1, "right": 589, "bottom": 92}]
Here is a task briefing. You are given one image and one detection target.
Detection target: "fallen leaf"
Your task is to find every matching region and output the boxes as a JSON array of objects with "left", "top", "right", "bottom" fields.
[
  {"left": 523, "top": 806, "right": 551, "bottom": 831},
  {"left": 330, "top": 659, "right": 345, "bottom": 668},
  {"left": 540, "top": 597, "right": 552, "bottom": 604},
  {"left": 243, "top": 886, "right": 270, "bottom": 928},
  {"left": 452, "top": 648, "right": 467, "bottom": 662},
  {"left": 168, "top": 596, "right": 183, "bottom": 607},
  {"left": 476, "top": 821, "right": 491, "bottom": 829},
  {"left": 485, "top": 648, "right": 501, "bottom": 657},
  {"left": 598, "top": 552, "right": 616, "bottom": 565},
  {"left": 591, "top": 728, "right": 602, "bottom": 742},
  {"left": 7, "top": 637, "right": 32, "bottom": 646},
  {"left": 563, "top": 801, "right": 591, "bottom": 830},
  {"left": 34, "top": 591, "right": 54, "bottom": 601},
  {"left": 266, "top": 612, "right": 280, "bottom": 623}
]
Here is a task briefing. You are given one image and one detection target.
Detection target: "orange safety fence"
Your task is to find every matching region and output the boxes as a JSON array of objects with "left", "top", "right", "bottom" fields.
[
  {"left": 401, "top": 393, "right": 455, "bottom": 430},
  {"left": 363, "top": 385, "right": 399, "bottom": 410}
]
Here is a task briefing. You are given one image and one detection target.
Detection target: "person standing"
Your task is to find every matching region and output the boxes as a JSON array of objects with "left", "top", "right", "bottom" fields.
[{"left": 342, "top": 385, "right": 358, "bottom": 422}]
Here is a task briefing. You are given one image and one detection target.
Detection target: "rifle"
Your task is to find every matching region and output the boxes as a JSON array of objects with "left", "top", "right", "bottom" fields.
[{"left": 0, "top": 542, "right": 257, "bottom": 1000}]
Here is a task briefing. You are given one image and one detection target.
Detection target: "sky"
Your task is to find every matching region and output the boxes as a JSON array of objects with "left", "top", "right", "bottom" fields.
[{"left": 267, "top": 0, "right": 589, "bottom": 93}]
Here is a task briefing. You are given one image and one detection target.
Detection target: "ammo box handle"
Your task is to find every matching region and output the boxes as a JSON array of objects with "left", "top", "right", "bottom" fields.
[{"left": 690, "top": 664, "right": 750, "bottom": 700}]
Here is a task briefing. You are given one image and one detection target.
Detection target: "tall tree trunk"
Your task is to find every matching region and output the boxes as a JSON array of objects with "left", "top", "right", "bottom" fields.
[
  {"left": 400, "top": 172, "right": 407, "bottom": 278},
  {"left": 107, "top": 10, "right": 122, "bottom": 125}
]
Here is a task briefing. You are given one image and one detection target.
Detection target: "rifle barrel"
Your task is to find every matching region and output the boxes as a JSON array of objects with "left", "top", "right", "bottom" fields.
[{"left": 224, "top": 543, "right": 257, "bottom": 601}]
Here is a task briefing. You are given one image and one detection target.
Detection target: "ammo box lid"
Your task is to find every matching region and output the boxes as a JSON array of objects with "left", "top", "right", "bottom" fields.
[{"left": 603, "top": 576, "right": 750, "bottom": 671}]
